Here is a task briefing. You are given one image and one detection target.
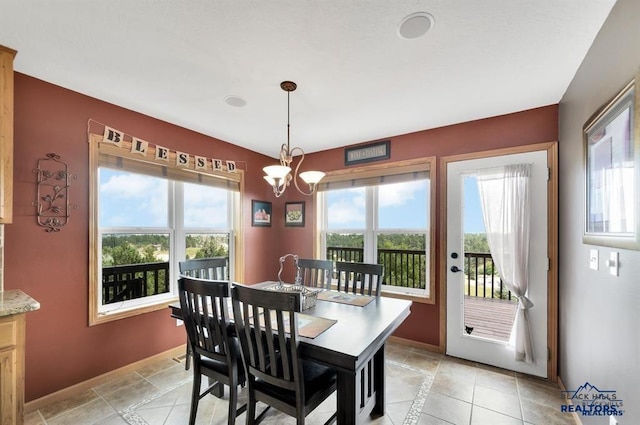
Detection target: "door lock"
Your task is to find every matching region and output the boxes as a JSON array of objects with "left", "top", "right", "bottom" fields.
[{"left": 450, "top": 265, "right": 462, "bottom": 273}]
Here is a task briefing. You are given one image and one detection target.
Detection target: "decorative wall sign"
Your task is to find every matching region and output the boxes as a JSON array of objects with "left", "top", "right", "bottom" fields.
[
  {"left": 344, "top": 140, "right": 390, "bottom": 166},
  {"left": 33, "top": 153, "right": 77, "bottom": 232}
]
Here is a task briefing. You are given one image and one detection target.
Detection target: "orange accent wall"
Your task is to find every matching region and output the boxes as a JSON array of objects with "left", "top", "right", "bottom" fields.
[
  {"left": 6, "top": 71, "right": 557, "bottom": 401},
  {"left": 280, "top": 105, "right": 559, "bottom": 347}
]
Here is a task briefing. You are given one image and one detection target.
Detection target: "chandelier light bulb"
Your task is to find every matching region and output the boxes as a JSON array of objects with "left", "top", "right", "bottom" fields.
[
  {"left": 263, "top": 165, "right": 291, "bottom": 180},
  {"left": 299, "top": 170, "right": 325, "bottom": 185}
]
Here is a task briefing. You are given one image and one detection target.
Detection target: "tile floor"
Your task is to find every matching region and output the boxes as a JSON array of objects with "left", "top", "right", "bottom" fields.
[{"left": 24, "top": 342, "right": 577, "bottom": 425}]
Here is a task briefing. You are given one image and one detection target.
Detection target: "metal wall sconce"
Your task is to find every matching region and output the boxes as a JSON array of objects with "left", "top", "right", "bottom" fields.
[{"left": 33, "top": 153, "right": 77, "bottom": 232}]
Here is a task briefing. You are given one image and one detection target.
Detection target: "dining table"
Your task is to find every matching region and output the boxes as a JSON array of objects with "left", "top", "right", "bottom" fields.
[{"left": 169, "top": 281, "right": 412, "bottom": 424}]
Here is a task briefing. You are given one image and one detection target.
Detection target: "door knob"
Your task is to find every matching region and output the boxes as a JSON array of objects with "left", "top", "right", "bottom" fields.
[{"left": 450, "top": 265, "right": 462, "bottom": 273}]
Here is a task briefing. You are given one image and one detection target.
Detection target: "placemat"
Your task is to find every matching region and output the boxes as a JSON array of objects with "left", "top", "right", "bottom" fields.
[
  {"left": 317, "top": 290, "right": 375, "bottom": 307},
  {"left": 297, "top": 314, "right": 337, "bottom": 339},
  {"left": 264, "top": 311, "right": 337, "bottom": 339}
]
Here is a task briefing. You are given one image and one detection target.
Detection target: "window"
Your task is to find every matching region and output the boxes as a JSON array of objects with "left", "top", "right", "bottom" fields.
[
  {"left": 89, "top": 132, "right": 242, "bottom": 324},
  {"left": 317, "top": 159, "right": 435, "bottom": 302}
]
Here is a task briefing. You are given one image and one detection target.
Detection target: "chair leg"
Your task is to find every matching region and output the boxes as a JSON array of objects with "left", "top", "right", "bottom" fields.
[
  {"left": 227, "top": 383, "right": 247, "bottom": 425},
  {"left": 185, "top": 344, "right": 191, "bottom": 370},
  {"left": 189, "top": 367, "right": 201, "bottom": 425},
  {"left": 247, "top": 392, "right": 256, "bottom": 425}
]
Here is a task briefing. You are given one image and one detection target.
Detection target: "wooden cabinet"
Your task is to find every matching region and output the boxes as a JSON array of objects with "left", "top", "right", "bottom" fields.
[
  {"left": 0, "top": 45, "right": 16, "bottom": 224},
  {"left": 0, "top": 313, "right": 25, "bottom": 425}
]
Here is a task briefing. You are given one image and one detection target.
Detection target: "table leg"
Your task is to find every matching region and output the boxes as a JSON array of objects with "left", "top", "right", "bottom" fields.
[
  {"left": 207, "top": 378, "right": 224, "bottom": 398},
  {"left": 372, "top": 344, "right": 386, "bottom": 415},
  {"left": 336, "top": 370, "right": 358, "bottom": 424},
  {"left": 336, "top": 346, "right": 387, "bottom": 424}
]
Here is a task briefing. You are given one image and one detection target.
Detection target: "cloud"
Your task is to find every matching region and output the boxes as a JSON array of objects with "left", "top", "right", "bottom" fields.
[
  {"left": 378, "top": 181, "right": 425, "bottom": 207},
  {"left": 184, "top": 183, "right": 227, "bottom": 205},
  {"left": 100, "top": 172, "right": 164, "bottom": 199},
  {"left": 184, "top": 183, "right": 229, "bottom": 227},
  {"left": 100, "top": 171, "right": 168, "bottom": 227},
  {"left": 184, "top": 205, "right": 228, "bottom": 227},
  {"left": 327, "top": 188, "right": 365, "bottom": 227}
]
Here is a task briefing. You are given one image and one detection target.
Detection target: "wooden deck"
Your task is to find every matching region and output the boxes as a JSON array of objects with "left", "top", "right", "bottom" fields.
[{"left": 463, "top": 296, "right": 517, "bottom": 343}]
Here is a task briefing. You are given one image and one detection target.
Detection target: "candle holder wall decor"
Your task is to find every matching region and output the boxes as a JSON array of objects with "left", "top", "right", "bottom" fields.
[{"left": 33, "top": 153, "right": 78, "bottom": 232}]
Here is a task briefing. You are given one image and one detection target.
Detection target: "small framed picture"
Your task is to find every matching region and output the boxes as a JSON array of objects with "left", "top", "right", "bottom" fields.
[
  {"left": 251, "top": 200, "right": 272, "bottom": 227},
  {"left": 285, "top": 201, "right": 305, "bottom": 227}
]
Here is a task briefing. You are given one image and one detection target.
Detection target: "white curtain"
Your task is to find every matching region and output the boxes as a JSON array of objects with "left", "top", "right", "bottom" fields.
[{"left": 476, "top": 164, "right": 534, "bottom": 363}]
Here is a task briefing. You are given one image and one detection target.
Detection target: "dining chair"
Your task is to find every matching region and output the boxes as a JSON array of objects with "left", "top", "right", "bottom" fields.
[
  {"left": 179, "top": 257, "right": 228, "bottom": 369},
  {"left": 179, "top": 257, "right": 228, "bottom": 280},
  {"left": 335, "top": 261, "right": 384, "bottom": 297},
  {"left": 231, "top": 284, "right": 338, "bottom": 425},
  {"left": 178, "top": 277, "right": 246, "bottom": 425},
  {"left": 295, "top": 258, "right": 333, "bottom": 290}
]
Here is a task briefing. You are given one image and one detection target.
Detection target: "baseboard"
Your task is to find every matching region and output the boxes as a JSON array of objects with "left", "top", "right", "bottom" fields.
[
  {"left": 557, "top": 376, "right": 583, "bottom": 425},
  {"left": 24, "top": 344, "right": 186, "bottom": 414},
  {"left": 388, "top": 336, "right": 443, "bottom": 354}
]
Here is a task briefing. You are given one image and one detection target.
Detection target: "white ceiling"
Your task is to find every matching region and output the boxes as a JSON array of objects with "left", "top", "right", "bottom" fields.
[{"left": 0, "top": 1, "right": 616, "bottom": 158}]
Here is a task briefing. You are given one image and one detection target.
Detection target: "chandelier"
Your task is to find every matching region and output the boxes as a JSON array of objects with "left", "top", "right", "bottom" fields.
[{"left": 263, "top": 81, "right": 325, "bottom": 197}]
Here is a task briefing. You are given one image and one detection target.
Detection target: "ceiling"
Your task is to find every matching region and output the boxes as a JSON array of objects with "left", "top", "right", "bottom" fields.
[{"left": 0, "top": 1, "right": 617, "bottom": 158}]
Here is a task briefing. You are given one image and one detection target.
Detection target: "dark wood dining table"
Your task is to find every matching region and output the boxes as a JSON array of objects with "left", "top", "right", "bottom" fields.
[{"left": 169, "top": 281, "right": 412, "bottom": 424}]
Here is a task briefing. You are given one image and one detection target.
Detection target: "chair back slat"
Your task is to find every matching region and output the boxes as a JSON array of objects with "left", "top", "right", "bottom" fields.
[
  {"left": 296, "top": 258, "right": 333, "bottom": 289},
  {"left": 336, "top": 261, "right": 384, "bottom": 297},
  {"left": 179, "top": 257, "right": 228, "bottom": 280}
]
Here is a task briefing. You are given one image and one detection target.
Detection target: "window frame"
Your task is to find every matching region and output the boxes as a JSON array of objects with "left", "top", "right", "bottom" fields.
[
  {"left": 315, "top": 158, "right": 436, "bottom": 304},
  {"left": 88, "top": 133, "right": 244, "bottom": 325}
]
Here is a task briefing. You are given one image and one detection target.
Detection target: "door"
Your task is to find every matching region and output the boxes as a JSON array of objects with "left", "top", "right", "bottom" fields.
[{"left": 446, "top": 150, "right": 548, "bottom": 377}]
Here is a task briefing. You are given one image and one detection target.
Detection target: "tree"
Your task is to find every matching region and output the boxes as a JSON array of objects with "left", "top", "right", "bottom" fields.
[
  {"left": 326, "top": 233, "right": 363, "bottom": 248},
  {"left": 107, "top": 243, "right": 144, "bottom": 266},
  {"left": 195, "top": 237, "right": 228, "bottom": 258},
  {"left": 464, "top": 233, "right": 490, "bottom": 253},
  {"left": 141, "top": 245, "right": 159, "bottom": 263}
]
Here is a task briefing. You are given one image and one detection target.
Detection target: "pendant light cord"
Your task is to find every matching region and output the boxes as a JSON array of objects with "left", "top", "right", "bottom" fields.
[{"left": 286, "top": 90, "right": 291, "bottom": 155}]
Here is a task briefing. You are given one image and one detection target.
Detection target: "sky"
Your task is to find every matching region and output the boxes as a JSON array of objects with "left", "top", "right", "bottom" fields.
[
  {"left": 99, "top": 168, "right": 228, "bottom": 229},
  {"left": 100, "top": 168, "right": 486, "bottom": 234},
  {"left": 324, "top": 178, "right": 486, "bottom": 234},
  {"left": 464, "top": 176, "right": 486, "bottom": 234},
  {"left": 325, "top": 181, "right": 428, "bottom": 230}
]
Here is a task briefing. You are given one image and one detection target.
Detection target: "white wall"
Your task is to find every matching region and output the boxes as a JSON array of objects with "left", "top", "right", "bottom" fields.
[{"left": 559, "top": 0, "right": 640, "bottom": 423}]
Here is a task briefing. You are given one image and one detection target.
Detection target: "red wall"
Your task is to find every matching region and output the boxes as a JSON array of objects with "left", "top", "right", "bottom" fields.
[
  {"left": 5, "top": 73, "right": 284, "bottom": 401},
  {"left": 6, "top": 71, "right": 558, "bottom": 401},
  {"left": 280, "top": 105, "right": 559, "bottom": 346}
]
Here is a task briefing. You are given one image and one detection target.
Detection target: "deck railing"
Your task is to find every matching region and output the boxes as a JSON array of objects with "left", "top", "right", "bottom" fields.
[
  {"left": 326, "top": 246, "right": 426, "bottom": 289},
  {"left": 326, "top": 247, "right": 511, "bottom": 300},
  {"left": 377, "top": 248, "right": 426, "bottom": 289},
  {"left": 101, "top": 252, "right": 511, "bottom": 302},
  {"left": 326, "top": 247, "right": 364, "bottom": 264},
  {"left": 464, "top": 252, "right": 512, "bottom": 301},
  {"left": 102, "top": 262, "right": 170, "bottom": 304}
]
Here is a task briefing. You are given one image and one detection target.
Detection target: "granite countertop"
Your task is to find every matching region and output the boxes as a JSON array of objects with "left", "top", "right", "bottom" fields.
[{"left": 0, "top": 290, "right": 41, "bottom": 317}]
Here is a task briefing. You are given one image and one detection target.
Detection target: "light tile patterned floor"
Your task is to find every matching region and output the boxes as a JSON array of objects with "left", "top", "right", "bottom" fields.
[{"left": 24, "top": 342, "right": 577, "bottom": 425}]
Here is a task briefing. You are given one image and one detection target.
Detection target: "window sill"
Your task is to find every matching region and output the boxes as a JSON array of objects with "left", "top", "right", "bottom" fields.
[
  {"left": 381, "top": 289, "right": 435, "bottom": 305},
  {"left": 326, "top": 282, "right": 434, "bottom": 304},
  {"left": 90, "top": 296, "right": 179, "bottom": 326}
]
